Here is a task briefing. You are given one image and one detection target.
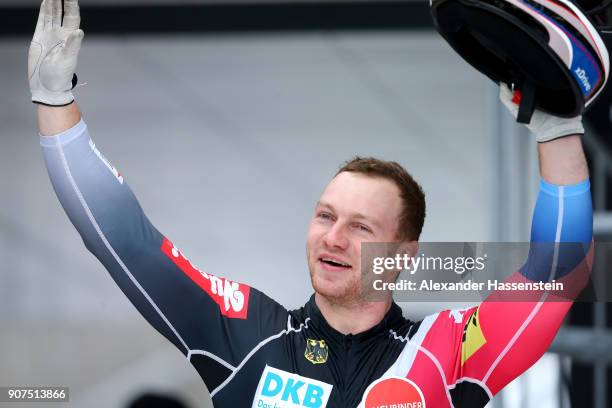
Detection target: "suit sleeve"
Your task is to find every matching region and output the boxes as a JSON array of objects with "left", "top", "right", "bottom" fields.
[
  {"left": 40, "top": 119, "right": 289, "bottom": 392},
  {"left": 450, "top": 179, "right": 593, "bottom": 404}
]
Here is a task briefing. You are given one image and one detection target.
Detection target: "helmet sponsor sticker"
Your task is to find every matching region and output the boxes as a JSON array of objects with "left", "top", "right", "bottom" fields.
[
  {"left": 252, "top": 366, "right": 333, "bottom": 408},
  {"left": 522, "top": 2, "right": 603, "bottom": 98},
  {"left": 363, "top": 377, "right": 426, "bottom": 408},
  {"left": 568, "top": 36, "right": 601, "bottom": 97},
  {"left": 161, "top": 237, "right": 250, "bottom": 319},
  {"left": 305, "top": 339, "right": 329, "bottom": 365}
]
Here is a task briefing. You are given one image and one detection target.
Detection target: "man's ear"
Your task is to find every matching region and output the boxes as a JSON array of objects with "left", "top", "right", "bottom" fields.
[
  {"left": 398, "top": 240, "right": 419, "bottom": 258},
  {"left": 388, "top": 241, "right": 419, "bottom": 282}
]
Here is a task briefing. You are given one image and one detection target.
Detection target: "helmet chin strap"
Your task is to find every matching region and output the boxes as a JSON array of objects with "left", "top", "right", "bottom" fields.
[{"left": 517, "top": 78, "right": 537, "bottom": 124}]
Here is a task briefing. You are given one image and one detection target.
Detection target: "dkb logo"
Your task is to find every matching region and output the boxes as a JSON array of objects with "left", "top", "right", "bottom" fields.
[{"left": 252, "top": 366, "right": 333, "bottom": 408}]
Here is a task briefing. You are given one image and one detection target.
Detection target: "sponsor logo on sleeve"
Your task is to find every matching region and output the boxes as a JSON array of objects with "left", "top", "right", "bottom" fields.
[
  {"left": 448, "top": 309, "right": 467, "bottom": 324},
  {"left": 363, "top": 377, "right": 426, "bottom": 408},
  {"left": 305, "top": 339, "right": 329, "bottom": 365},
  {"left": 161, "top": 237, "right": 250, "bottom": 319},
  {"left": 89, "top": 140, "right": 124, "bottom": 184},
  {"left": 252, "top": 366, "right": 333, "bottom": 408}
]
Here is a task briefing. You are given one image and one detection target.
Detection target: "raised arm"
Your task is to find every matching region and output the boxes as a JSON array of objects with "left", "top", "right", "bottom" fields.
[
  {"left": 538, "top": 135, "right": 588, "bottom": 185},
  {"left": 449, "top": 88, "right": 594, "bottom": 404},
  {"left": 410, "top": 87, "right": 594, "bottom": 407},
  {"left": 31, "top": 0, "right": 289, "bottom": 394},
  {"left": 38, "top": 103, "right": 81, "bottom": 136}
]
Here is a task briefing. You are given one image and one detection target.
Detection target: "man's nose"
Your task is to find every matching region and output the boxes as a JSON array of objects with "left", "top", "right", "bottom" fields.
[{"left": 323, "top": 223, "right": 349, "bottom": 250}]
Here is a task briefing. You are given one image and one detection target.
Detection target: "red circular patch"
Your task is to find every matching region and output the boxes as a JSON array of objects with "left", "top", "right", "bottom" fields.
[{"left": 365, "top": 377, "right": 425, "bottom": 408}]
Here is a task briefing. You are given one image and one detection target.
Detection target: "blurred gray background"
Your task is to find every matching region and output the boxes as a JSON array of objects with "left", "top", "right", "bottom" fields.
[{"left": 1, "top": 1, "right": 611, "bottom": 407}]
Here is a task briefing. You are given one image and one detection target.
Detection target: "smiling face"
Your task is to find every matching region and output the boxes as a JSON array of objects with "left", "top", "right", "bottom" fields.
[{"left": 306, "top": 172, "right": 406, "bottom": 305}]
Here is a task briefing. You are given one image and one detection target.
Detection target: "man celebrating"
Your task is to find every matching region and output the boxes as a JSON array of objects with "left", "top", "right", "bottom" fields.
[{"left": 31, "top": 0, "right": 594, "bottom": 406}]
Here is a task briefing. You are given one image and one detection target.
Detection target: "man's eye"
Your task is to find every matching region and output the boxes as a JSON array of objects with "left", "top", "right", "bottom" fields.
[
  {"left": 357, "top": 224, "right": 372, "bottom": 233},
  {"left": 318, "top": 212, "right": 332, "bottom": 220}
]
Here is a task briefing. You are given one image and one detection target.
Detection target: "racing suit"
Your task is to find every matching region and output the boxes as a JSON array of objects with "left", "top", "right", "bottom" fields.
[{"left": 41, "top": 119, "right": 593, "bottom": 407}]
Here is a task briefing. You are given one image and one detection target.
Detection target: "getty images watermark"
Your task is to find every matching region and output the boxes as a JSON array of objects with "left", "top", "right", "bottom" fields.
[{"left": 361, "top": 242, "right": 600, "bottom": 302}]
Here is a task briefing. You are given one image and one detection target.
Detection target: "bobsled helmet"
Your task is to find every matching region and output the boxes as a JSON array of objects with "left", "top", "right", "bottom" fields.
[{"left": 431, "top": 0, "right": 610, "bottom": 123}]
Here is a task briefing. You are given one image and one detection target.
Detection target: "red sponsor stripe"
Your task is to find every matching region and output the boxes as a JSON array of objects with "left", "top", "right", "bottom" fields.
[{"left": 161, "top": 237, "right": 250, "bottom": 319}]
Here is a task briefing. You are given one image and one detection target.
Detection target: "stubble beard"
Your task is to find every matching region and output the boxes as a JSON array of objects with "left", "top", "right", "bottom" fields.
[{"left": 308, "top": 254, "right": 363, "bottom": 307}]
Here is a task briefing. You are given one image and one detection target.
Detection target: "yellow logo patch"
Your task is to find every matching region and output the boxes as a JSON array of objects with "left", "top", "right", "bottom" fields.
[
  {"left": 461, "top": 308, "right": 487, "bottom": 366},
  {"left": 305, "top": 339, "right": 329, "bottom": 365}
]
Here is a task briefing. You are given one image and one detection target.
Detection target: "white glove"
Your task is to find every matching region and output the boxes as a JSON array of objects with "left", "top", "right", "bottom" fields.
[
  {"left": 499, "top": 84, "right": 584, "bottom": 143},
  {"left": 28, "top": 0, "right": 84, "bottom": 106}
]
